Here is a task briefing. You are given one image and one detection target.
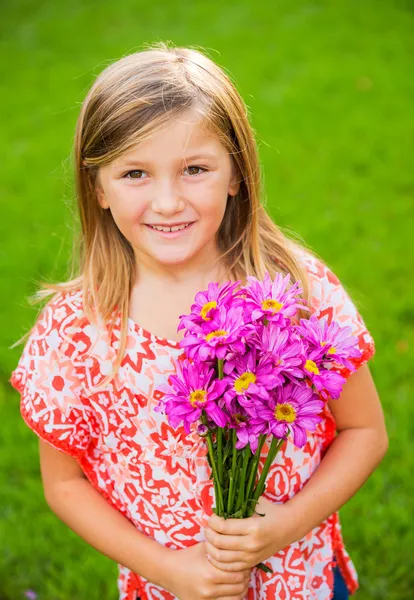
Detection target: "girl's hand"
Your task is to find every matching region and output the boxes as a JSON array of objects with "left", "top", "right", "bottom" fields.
[
  {"left": 165, "top": 540, "right": 251, "bottom": 600},
  {"left": 204, "top": 497, "right": 297, "bottom": 572}
]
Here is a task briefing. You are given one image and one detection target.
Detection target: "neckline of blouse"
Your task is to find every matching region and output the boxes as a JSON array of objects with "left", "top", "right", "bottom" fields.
[{"left": 127, "top": 316, "right": 183, "bottom": 350}]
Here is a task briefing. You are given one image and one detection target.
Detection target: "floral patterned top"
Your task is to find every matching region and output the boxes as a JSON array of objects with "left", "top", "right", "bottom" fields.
[{"left": 10, "top": 250, "right": 375, "bottom": 600}]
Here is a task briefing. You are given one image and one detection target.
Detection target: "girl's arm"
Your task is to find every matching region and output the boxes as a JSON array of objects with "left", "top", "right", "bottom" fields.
[
  {"left": 39, "top": 440, "right": 174, "bottom": 589},
  {"left": 204, "top": 364, "right": 388, "bottom": 571},
  {"left": 40, "top": 441, "right": 252, "bottom": 599},
  {"left": 286, "top": 363, "right": 388, "bottom": 540}
]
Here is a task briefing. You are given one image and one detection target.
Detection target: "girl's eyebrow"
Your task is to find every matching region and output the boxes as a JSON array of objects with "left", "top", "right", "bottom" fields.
[{"left": 119, "top": 152, "right": 218, "bottom": 168}]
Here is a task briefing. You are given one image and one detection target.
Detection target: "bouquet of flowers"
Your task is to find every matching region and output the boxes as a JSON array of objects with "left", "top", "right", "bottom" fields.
[{"left": 155, "top": 273, "right": 362, "bottom": 573}]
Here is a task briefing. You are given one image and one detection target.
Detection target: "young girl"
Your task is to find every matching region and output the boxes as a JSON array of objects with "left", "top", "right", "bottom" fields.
[{"left": 11, "top": 43, "right": 388, "bottom": 600}]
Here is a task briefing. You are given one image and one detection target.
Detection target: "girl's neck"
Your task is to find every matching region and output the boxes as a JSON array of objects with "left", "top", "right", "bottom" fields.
[
  {"left": 128, "top": 249, "right": 234, "bottom": 342},
  {"left": 129, "top": 263, "right": 230, "bottom": 343},
  {"left": 132, "top": 245, "right": 231, "bottom": 290}
]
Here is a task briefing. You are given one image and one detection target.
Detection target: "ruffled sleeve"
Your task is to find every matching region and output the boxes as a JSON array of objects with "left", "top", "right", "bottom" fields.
[
  {"left": 295, "top": 252, "right": 376, "bottom": 454},
  {"left": 304, "top": 255, "right": 376, "bottom": 379},
  {"left": 10, "top": 293, "right": 92, "bottom": 459}
]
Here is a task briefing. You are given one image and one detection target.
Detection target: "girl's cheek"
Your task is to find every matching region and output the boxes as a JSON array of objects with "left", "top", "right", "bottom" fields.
[
  {"left": 114, "top": 199, "right": 147, "bottom": 223},
  {"left": 194, "top": 189, "right": 227, "bottom": 214}
]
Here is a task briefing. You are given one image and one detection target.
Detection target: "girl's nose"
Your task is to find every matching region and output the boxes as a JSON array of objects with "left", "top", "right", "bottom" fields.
[{"left": 151, "top": 179, "right": 185, "bottom": 215}]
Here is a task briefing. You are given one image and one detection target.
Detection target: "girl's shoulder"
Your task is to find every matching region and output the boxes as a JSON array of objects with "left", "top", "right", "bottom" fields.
[
  {"left": 291, "top": 244, "right": 376, "bottom": 374},
  {"left": 292, "top": 245, "right": 367, "bottom": 325},
  {"left": 291, "top": 243, "right": 340, "bottom": 289},
  {"left": 36, "top": 287, "right": 86, "bottom": 327},
  {"left": 27, "top": 287, "right": 103, "bottom": 341},
  {"left": 13, "top": 288, "right": 113, "bottom": 384}
]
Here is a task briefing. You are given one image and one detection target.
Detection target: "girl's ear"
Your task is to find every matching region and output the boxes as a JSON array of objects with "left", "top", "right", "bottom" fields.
[
  {"left": 228, "top": 180, "right": 240, "bottom": 197},
  {"left": 228, "top": 165, "right": 241, "bottom": 197},
  {"left": 96, "top": 175, "right": 110, "bottom": 209}
]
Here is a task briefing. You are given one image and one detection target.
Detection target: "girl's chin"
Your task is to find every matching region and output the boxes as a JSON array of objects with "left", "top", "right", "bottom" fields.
[{"left": 143, "top": 248, "right": 200, "bottom": 265}]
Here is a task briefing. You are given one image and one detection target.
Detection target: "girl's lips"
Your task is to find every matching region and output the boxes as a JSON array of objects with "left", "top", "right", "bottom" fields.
[{"left": 144, "top": 222, "right": 195, "bottom": 239}]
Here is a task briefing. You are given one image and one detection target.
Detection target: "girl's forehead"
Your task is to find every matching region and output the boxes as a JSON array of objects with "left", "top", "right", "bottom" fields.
[{"left": 114, "top": 114, "right": 225, "bottom": 166}]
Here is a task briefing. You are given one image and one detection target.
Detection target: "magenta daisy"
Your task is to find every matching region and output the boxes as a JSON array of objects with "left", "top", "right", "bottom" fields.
[
  {"left": 179, "top": 305, "right": 246, "bottom": 362},
  {"left": 303, "top": 355, "right": 347, "bottom": 400},
  {"left": 222, "top": 349, "right": 279, "bottom": 411},
  {"left": 296, "top": 316, "right": 362, "bottom": 371},
  {"left": 154, "top": 359, "right": 229, "bottom": 433},
  {"left": 178, "top": 280, "right": 242, "bottom": 331},
  {"left": 249, "top": 383, "right": 324, "bottom": 448},
  {"left": 251, "top": 323, "right": 306, "bottom": 384},
  {"left": 227, "top": 406, "right": 261, "bottom": 453},
  {"left": 240, "top": 272, "right": 308, "bottom": 326}
]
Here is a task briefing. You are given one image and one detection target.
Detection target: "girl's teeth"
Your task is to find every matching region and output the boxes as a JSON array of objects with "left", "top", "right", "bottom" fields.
[{"left": 150, "top": 223, "right": 191, "bottom": 232}]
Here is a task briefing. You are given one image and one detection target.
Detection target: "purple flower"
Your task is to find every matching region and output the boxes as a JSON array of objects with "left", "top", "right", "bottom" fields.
[
  {"left": 197, "top": 423, "right": 209, "bottom": 436},
  {"left": 249, "top": 383, "right": 324, "bottom": 448},
  {"left": 303, "top": 355, "right": 347, "bottom": 399},
  {"left": 296, "top": 316, "right": 362, "bottom": 371},
  {"left": 240, "top": 272, "right": 308, "bottom": 326},
  {"left": 178, "top": 280, "right": 241, "bottom": 331},
  {"left": 179, "top": 305, "right": 246, "bottom": 362},
  {"left": 222, "top": 349, "right": 279, "bottom": 411},
  {"left": 252, "top": 323, "right": 305, "bottom": 384},
  {"left": 154, "top": 359, "right": 229, "bottom": 433},
  {"left": 230, "top": 409, "right": 262, "bottom": 453},
  {"left": 24, "top": 592, "right": 38, "bottom": 600}
]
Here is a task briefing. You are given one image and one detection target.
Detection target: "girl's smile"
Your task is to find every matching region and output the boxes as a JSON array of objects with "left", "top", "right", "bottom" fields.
[{"left": 144, "top": 220, "right": 196, "bottom": 238}]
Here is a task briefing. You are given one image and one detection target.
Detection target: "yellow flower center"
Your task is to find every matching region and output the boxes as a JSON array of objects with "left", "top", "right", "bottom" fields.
[
  {"left": 189, "top": 389, "right": 207, "bottom": 407},
  {"left": 234, "top": 371, "right": 256, "bottom": 393},
  {"left": 262, "top": 298, "right": 283, "bottom": 313},
  {"left": 200, "top": 301, "right": 217, "bottom": 321},
  {"left": 275, "top": 403, "right": 297, "bottom": 423},
  {"left": 321, "top": 341, "right": 336, "bottom": 355},
  {"left": 304, "top": 359, "right": 320, "bottom": 375},
  {"left": 205, "top": 330, "right": 227, "bottom": 342}
]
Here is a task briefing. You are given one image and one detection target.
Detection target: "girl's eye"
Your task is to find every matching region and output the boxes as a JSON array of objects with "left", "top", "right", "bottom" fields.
[
  {"left": 185, "top": 165, "right": 206, "bottom": 176},
  {"left": 123, "top": 170, "right": 146, "bottom": 179}
]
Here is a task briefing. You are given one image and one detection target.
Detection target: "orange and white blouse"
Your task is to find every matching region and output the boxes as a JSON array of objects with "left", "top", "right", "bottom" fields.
[{"left": 11, "top": 251, "right": 375, "bottom": 600}]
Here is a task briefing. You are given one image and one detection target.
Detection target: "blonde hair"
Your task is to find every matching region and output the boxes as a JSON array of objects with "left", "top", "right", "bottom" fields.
[{"left": 38, "top": 41, "right": 314, "bottom": 375}]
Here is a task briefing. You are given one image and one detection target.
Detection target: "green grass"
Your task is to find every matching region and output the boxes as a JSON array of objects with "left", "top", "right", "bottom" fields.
[{"left": 1, "top": 1, "right": 413, "bottom": 598}]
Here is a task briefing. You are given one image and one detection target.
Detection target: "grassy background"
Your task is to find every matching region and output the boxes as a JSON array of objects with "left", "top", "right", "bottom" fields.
[{"left": 1, "top": 1, "right": 413, "bottom": 598}]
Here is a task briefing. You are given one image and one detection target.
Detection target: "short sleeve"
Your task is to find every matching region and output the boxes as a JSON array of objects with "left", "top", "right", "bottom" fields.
[
  {"left": 304, "top": 255, "right": 376, "bottom": 379},
  {"left": 10, "top": 294, "right": 92, "bottom": 458}
]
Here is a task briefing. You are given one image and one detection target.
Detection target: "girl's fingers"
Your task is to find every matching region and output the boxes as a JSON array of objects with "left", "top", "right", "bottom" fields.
[
  {"left": 205, "top": 540, "right": 247, "bottom": 564},
  {"left": 211, "top": 582, "right": 248, "bottom": 599},
  {"left": 208, "top": 554, "right": 247, "bottom": 573},
  {"left": 205, "top": 527, "right": 245, "bottom": 551}
]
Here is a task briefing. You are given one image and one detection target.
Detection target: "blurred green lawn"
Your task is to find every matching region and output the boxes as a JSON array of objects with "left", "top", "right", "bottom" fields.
[{"left": 1, "top": 1, "right": 413, "bottom": 599}]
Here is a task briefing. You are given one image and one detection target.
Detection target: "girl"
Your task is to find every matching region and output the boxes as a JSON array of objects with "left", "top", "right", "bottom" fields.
[{"left": 11, "top": 42, "right": 388, "bottom": 600}]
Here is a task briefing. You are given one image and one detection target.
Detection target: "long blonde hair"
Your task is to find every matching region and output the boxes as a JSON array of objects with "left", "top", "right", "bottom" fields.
[{"left": 39, "top": 41, "right": 314, "bottom": 374}]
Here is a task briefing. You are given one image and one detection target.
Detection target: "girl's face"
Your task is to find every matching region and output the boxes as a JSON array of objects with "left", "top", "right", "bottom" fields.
[{"left": 95, "top": 108, "right": 240, "bottom": 273}]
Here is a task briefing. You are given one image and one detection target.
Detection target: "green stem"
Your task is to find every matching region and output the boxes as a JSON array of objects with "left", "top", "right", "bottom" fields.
[
  {"left": 251, "top": 437, "right": 284, "bottom": 508},
  {"left": 206, "top": 431, "right": 224, "bottom": 515},
  {"left": 234, "top": 446, "right": 251, "bottom": 514},
  {"left": 257, "top": 562, "right": 273, "bottom": 574},
  {"left": 217, "top": 427, "right": 223, "bottom": 486},
  {"left": 217, "top": 358, "right": 224, "bottom": 380},
  {"left": 245, "top": 434, "right": 267, "bottom": 503},
  {"left": 227, "top": 429, "right": 238, "bottom": 514}
]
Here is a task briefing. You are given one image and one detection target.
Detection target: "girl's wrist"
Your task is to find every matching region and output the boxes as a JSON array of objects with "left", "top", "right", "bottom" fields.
[
  {"left": 128, "top": 541, "right": 176, "bottom": 591},
  {"left": 151, "top": 545, "right": 179, "bottom": 592},
  {"left": 277, "top": 499, "right": 307, "bottom": 546}
]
